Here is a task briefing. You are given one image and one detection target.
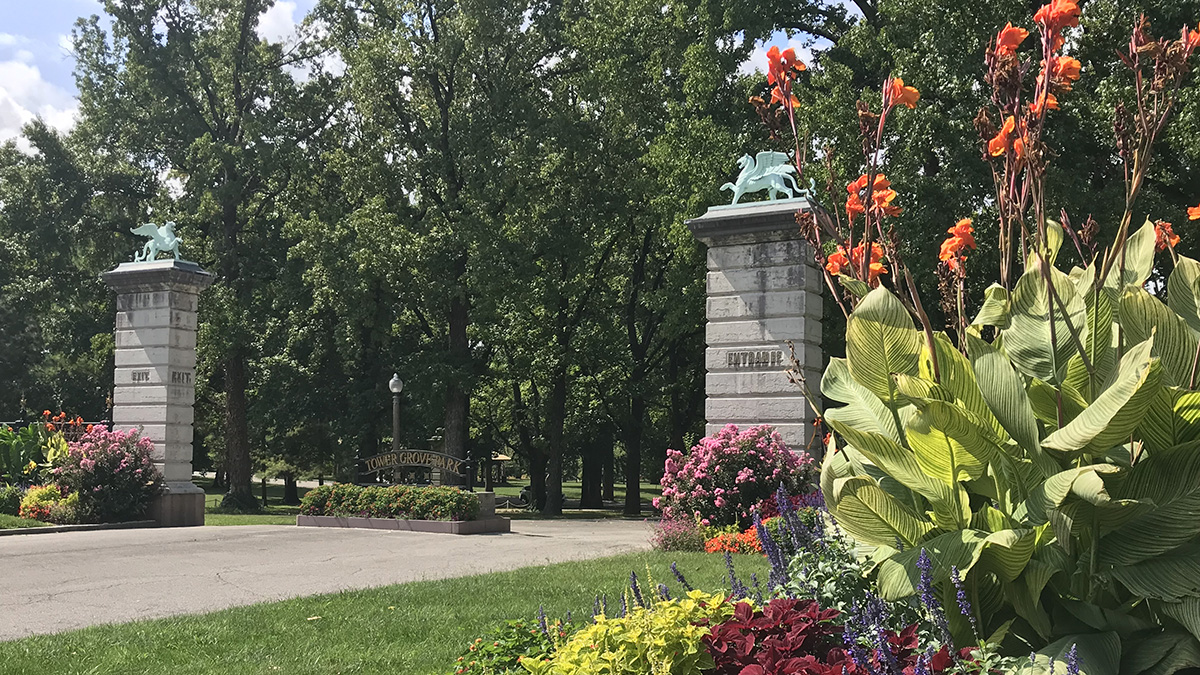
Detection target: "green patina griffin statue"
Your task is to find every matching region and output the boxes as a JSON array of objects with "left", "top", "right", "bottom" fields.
[
  {"left": 720, "top": 151, "right": 803, "bottom": 205},
  {"left": 130, "top": 221, "right": 182, "bottom": 262}
]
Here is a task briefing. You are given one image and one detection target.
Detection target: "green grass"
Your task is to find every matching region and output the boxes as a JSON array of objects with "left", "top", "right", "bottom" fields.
[
  {"left": 491, "top": 479, "right": 657, "bottom": 505},
  {"left": 196, "top": 476, "right": 308, "bottom": 526},
  {"left": 0, "top": 513, "right": 48, "bottom": 529},
  {"left": 0, "top": 551, "right": 765, "bottom": 674}
]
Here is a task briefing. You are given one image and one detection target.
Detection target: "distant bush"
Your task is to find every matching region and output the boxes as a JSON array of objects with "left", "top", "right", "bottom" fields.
[
  {"left": 300, "top": 484, "right": 481, "bottom": 521},
  {"left": 19, "top": 485, "right": 79, "bottom": 523},
  {"left": 0, "top": 484, "right": 21, "bottom": 516},
  {"left": 53, "top": 426, "right": 163, "bottom": 523},
  {"left": 649, "top": 516, "right": 706, "bottom": 552}
]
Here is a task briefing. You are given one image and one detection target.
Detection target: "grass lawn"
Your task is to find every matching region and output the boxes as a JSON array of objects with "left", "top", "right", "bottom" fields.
[
  {"left": 0, "top": 551, "right": 766, "bottom": 675},
  {"left": 197, "top": 476, "right": 306, "bottom": 526},
  {"left": 491, "top": 479, "right": 658, "bottom": 505},
  {"left": 0, "top": 513, "right": 48, "bottom": 529}
]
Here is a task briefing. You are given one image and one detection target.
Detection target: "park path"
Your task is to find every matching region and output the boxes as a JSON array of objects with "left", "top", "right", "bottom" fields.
[{"left": 0, "top": 519, "right": 652, "bottom": 641}]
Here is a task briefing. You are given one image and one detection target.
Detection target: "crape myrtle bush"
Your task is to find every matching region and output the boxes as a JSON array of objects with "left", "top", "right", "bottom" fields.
[
  {"left": 300, "top": 484, "right": 481, "bottom": 521},
  {"left": 52, "top": 426, "right": 162, "bottom": 523},
  {"left": 655, "top": 424, "right": 816, "bottom": 528}
]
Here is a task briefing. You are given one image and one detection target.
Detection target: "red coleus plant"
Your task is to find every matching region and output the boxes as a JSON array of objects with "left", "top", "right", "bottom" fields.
[{"left": 704, "top": 599, "right": 975, "bottom": 675}]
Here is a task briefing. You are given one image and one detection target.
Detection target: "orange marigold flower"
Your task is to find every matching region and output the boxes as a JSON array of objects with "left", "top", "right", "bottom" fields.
[
  {"left": 1188, "top": 204, "right": 1200, "bottom": 220},
  {"left": 996, "top": 23, "right": 1029, "bottom": 56},
  {"left": 825, "top": 248, "right": 850, "bottom": 276},
  {"left": 887, "top": 77, "right": 920, "bottom": 109},
  {"left": 1155, "top": 220, "right": 1180, "bottom": 252},
  {"left": 1033, "top": 0, "right": 1081, "bottom": 33}
]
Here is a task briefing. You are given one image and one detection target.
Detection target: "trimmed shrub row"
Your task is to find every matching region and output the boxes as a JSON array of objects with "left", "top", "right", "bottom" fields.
[{"left": 299, "top": 484, "right": 481, "bottom": 522}]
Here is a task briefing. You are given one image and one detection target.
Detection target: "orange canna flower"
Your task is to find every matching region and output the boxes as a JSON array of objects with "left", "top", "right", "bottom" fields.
[
  {"left": 1188, "top": 204, "right": 1200, "bottom": 220},
  {"left": 846, "top": 174, "right": 901, "bottom": 219},
  {"left": 46, "top": 424, "right": 55, "bottom": 432},
  {"left": 85, "top": 424, "right": 94, "bottom": 433},
  {"left": 988, "top": 116, "right": 1027, "bottom": 160},
  {"left": 766, "top": 46, "right": 805, "bottom": 85},
  {"left": 770, "top": 85, "right": 801, "bottom": 108},
  {"left": 996, "top": 23, "right": 1029, "bottom": 56},
  {"left": 1049, "top": 56, "right": 1082, "bottom": 85},
  {"left": 825, "top": 248, "right": 850, "bottom": 276},
  {"left": 42, "top": 410, "right": 50, "bottom": 417},
  {"left": 1031, "top": 92, "right": 1060, "bottom": 115},
  {"left": 940, "top": 219, "right": 977, "bottom": 269},
  {"left": 1033, "top": 0, "right": 1081, "bottom": 33},
  {"left": 1188, "top": 25, "right": 1200, "bottom": 51},
  {"left": 1155, "top": 220, "right": 1180, "bottom": 252},
  {"left": 887, "top": 77, "right": 920, "bottom": 109}
]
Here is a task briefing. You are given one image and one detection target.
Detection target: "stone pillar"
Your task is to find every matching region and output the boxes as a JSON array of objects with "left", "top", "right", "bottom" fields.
[
  {"left": 103, "top": 259, "right": 213, "bottom": 526},
  {"left": 686, "top": 199, "right": 824, "bottom": 450}
]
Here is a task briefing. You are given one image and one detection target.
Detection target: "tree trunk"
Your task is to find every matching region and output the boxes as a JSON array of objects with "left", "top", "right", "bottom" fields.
[
  {"left": 602, "top": 441, "right": 615, "bottom": 502},
  {"left": 624, "top": 393, "right": 645, "bottom": 515},
  {"left": 543, "top": 362, "right": 566, "bottom": 516},
  {"left": 529, "top": 450, "right": 548, "bottom": 510},
  {"left": 580, "top": 442, "right": 603, "bottom": 509},
  {"left": 220, "top": 353, "right": 258, "bottom": 511},
  {"left": 443, "top": 255, "right": 471, "bottom": 484},
  {"left": 283, "top": 474, "right": 300, "bottom": 505}
]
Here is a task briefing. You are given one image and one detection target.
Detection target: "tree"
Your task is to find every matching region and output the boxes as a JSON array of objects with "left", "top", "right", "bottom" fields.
[{"left": 71, "top": 0, "right": 338, "bottom": 509}]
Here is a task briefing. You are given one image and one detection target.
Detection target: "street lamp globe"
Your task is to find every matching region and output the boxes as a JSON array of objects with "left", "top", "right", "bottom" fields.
[{"left": 389, "top": 373, "right": 404, "bottom": 394}]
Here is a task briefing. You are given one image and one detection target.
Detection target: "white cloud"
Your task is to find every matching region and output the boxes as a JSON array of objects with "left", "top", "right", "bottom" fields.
[
  {"left": 0, "top": 59, "right": 78, "bottom": 145},
  {"left": 259, "top": 1, "right": 299, "bottom": 44},
  {"left": 0, "top": 34, "right": 30, "bottom": 48}
]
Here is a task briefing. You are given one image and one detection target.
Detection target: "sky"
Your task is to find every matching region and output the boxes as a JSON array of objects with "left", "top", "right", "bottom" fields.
[{"left": 0, "top": 0, "right": 809, "bottom": 145}]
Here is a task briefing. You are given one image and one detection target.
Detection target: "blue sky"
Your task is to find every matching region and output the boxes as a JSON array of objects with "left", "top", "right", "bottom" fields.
[{"left": 0, "top": 0, "right": 807, "bottom": 144}]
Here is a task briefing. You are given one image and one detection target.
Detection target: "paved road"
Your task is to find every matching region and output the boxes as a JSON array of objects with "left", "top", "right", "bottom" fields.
[{"left": 0, "top": 519, "right": 653, "bottom": 641}]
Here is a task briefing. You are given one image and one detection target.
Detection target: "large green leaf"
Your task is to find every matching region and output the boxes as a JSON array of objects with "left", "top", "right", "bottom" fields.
[
  {"left": 1168, "top": 255, "right": 1200, "bottom": 335},
  {"left": 1101, "top": 443, "right": 1200, "bottom": 565},
  {"left": 845, "top": 287, "right": 923, "bottom": 404},
  {"left": 1042, "top": 337, "right": 1160, "bottom": 455},
  {"left": 968, "top": 334, "right": 1059, "bottom": 477},
  {"left": 1105, "top": 219, "right": 1157, "bottom": 290},
  {"left": 1120, "top": 286, "right": 1199, "bottom": 389},
  {"left": 1138, "top": 387, "right": 1200, "bottom": 452},
  {"left": 1013, "top": 633, "right": 1122, "bottom": 675},
  {"left": 1109, "top": 548, "right": 1200, "bottom": 602},
  {"left": 875, "top": 529, "right": 989, "bottom": 600},
  {"left": 828, "top": 420, "right": 969, "bottom": 529},
  {"left": 822, "top": 358, "right": 905, "bottom": 444},
  {"left": 972, "top": 283, "right": 1011, "bottom": 329},
  {"left": 1028, "top": 379, "right": 1088, "bottom": 429},
  {"left": 1065, "top": 270, "right": 1117, "bottom": 402},
  {"left": 1122, "top": 631, "right": 1200, "bottom": 675},
  {"left": 1164, "top": 598, "right": 1200, "bottom": 644},
  {"left": 1027, "top": 464, "right": 1124, "bottom": 524},
  {"left": 1005, "top": 258, "right": 1086, "bottom": 384},
  {"left": 829, "top": 475, "right": 933, "bottom": 549},
  {"left": 923, "top": 333, "right": 1006, "bottom": 440},
  {"left": 906, "top": 399, "right": 1005, "bottom": 485}
]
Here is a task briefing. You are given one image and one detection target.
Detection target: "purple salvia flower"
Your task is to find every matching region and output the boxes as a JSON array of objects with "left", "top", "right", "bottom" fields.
[
  {"left": 775, "top": 484, "right": 805, "bottom": 550},
  {"left": 751, "top": 572, "right": 764, "bottom": 606},
  {"left": 754, "top": 511, "right": 790, "bottom": 589},
  {"left": 918, "top": 549, "right": 952, "bottom": 646},
  {"left": 537, "top": 605, "right": 548, "bottom": 636},
  {"left": 950, "top": 565, "right": 978, "bottom": 639},
  {"left": 629, "top": 571, "right": 645, "bottom": 608},
  {"left": 593, "top": 595, "right": 601, "bottom": 617},
  {"left": 724, "top": 551, "right": 749, "bottom": 599},
  {"left": 1066, "top": 643, "right": 1080, "bottom": 675},
  {"left": 657, "top": 583, "right": 671, "bottom": 601},
  {"left": 670, "top": 562, "right": 693, "bottom": 592},
  {"left": 618, "top": 593, "right": 627, "bottom": 618}
]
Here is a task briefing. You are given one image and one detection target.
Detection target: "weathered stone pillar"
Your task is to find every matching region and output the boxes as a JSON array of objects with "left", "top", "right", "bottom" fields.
[
  {"left": 686, "top": 199, "right": 824, "bottom": 449},
  {"left": 103, "top": 259, "right": 213, "bottom": 526}
]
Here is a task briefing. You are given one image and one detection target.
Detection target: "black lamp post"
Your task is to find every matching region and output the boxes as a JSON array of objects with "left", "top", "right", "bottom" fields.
[{"left": 389, "top": 373, "right": 404, "bottom": 456}]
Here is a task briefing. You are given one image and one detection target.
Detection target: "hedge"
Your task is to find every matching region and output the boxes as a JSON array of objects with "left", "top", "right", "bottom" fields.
[{"left": 299, "top": 484, "right": 481, "bottom": 521}]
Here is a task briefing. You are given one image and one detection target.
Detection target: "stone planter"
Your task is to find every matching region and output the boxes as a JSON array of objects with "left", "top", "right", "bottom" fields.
[{"left": 296, "top": 514, "right": 511, "bottom": 534}]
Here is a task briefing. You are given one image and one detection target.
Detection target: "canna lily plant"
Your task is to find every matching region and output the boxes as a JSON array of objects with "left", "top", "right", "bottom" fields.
[{"left": 769, "top": 3, "right": 1200, "bottom": 673}]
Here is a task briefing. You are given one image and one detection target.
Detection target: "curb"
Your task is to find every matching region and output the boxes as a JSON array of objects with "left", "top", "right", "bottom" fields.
[{"left": 0, "top": 520, "right": 158, "bottom": 537}]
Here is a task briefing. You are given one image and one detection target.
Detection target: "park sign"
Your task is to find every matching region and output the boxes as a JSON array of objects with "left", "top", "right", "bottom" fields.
[{"left": 363, "top": 449, "right": 468, "bottom": 477}]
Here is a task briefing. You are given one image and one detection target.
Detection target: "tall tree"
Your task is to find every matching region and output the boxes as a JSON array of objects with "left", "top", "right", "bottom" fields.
[{"left": 72, "top": 0, "right": 338, "bottom": 509}]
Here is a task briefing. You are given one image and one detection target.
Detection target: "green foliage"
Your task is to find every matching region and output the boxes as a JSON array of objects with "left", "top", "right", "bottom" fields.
[
  {"left": 0, "top": 425, "right": 59, "bottom": 485},
  {"left": 18, "top": 485, "right": 79, "bottom": 524},
  {"left": 299, "top": 484, "right": 481, "bottom": 522},
  {"left": 520, "top": 590, "right": 733, "bottom": 675},
  {"left": 782, "top": 529, "right": 872, "bottom": 614},
  {"left": 449, "top": 619, "right": 575, "bottom": 675},
  {"left": 824, "top": 226, "right": 1200, "bottom": 670},
  {"left": 0, "top": 484, "right": 22, "bottom": 516}
]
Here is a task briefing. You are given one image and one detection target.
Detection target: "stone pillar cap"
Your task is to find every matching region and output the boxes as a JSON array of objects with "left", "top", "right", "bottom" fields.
[
  {"left": 103, "top": 259, "right": 214, "bottom": 293},
  {"left": 686, "top": 197, "right": 826, "bottom": 244}
]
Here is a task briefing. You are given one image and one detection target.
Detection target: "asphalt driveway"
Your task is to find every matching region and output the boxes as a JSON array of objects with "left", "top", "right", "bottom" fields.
[{"left": 0, "top": 519, "right": 652, "bottom": 640}]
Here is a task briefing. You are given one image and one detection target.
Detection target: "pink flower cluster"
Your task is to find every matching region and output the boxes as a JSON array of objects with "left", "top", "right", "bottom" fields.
[
  {"left": 656, "top": 424, "right": 816, "bottom": 528},
  {"left": 52, "top": 426, "right": 163, "bottom": 523}
]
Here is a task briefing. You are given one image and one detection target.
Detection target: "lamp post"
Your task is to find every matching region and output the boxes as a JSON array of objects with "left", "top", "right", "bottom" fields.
[{"left": 389, "top": 373, "right": 404, "bottom": 457}]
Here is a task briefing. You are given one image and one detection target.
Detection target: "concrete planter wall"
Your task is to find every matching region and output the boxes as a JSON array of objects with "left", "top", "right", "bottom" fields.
[{"left": 296, "top": 514, "right": 511, "bottom": 534}]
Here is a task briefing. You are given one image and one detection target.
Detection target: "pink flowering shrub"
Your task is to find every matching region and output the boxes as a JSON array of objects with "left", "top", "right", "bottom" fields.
[
  {"left": 52, "top": 426, "right": 163, "bottom": 523},
  {"left": 655, "top": 424, "right": 816, "bottom": 528}
]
